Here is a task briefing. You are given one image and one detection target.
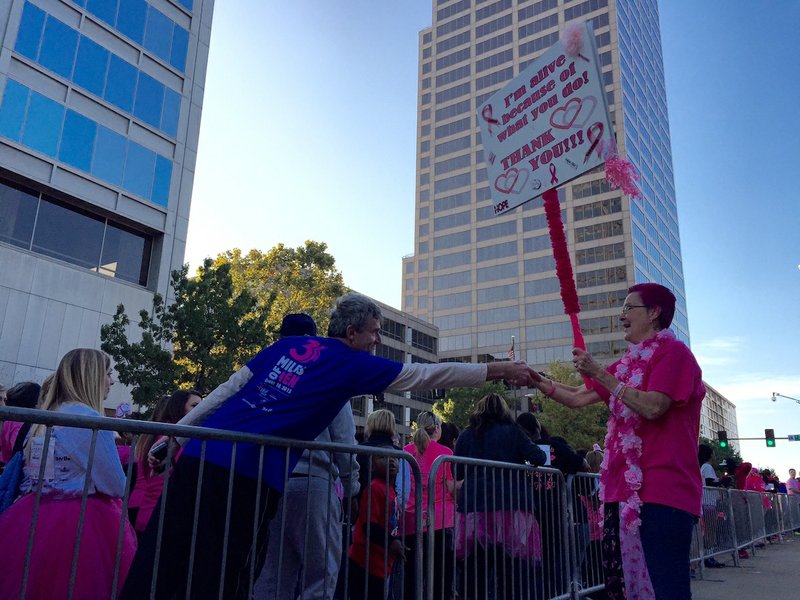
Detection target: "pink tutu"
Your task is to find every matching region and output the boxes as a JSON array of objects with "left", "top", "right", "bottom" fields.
[
  {"left": 455, "top": 510, "right": 542, "bottom": 562},
  {"left": 0, "top": 494, "right": 137, "bottom": 598}
]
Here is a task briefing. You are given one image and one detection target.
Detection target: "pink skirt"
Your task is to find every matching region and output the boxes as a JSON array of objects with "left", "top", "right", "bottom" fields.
[
  {"left": 455, "top": 510, "right": 542, "bottom": 562},
  {"left": 0, "top": 494, "right": 137, "bottom": 598}
]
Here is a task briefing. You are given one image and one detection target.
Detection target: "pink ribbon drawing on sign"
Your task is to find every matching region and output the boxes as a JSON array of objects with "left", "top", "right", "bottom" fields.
[
  {"left": 549, "top": 96, "right": 597, "bottom": 130},
  {"left": 482, "top": 104, "right": 500, "bottom": 134},
  {"left": 584, "top": 122, "right": 605, "bottom": 162},
  {"left": 549, "top": 164, "right": 558, "bottom": 185},
  {"left": 494, "top": 167, "right": 529, "bottom": 194}
]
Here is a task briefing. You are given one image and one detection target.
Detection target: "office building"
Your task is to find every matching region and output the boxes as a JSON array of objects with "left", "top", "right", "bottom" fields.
[
  {"left": 700, "top": 383, "right": 740, "bottom": 453},
  {"left": 0, "top": 0, "right": 214, "bottom": 408},
  {"left": 403, "top": 0, "right": 691, "bottom": 368}
]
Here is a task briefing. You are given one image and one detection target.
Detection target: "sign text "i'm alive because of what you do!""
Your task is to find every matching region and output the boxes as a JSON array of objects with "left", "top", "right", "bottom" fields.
[{"left": 477, "top": 22, "right": 614, "bottom": 215}]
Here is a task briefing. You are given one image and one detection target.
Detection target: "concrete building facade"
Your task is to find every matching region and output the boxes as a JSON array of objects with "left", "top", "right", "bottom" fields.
[
  {"left": 0, "top": 0, "right": 214, "bottom": 408},
  {"left": 402, "top": 0, "right": 691, "bottom": 369},
  {"left": 700, "top": 382, "right": 740, "bottom": 453}
]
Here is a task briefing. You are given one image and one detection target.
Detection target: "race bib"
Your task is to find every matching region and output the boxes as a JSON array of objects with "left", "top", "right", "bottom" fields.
[{"left": 28, "top": 436, "right": 56, "bottom": 481}]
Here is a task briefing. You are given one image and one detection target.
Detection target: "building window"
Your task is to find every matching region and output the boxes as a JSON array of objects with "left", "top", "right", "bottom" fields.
[
  {"left": 412, "top": 329, "right": 437, "bottom": 353},
  {"left": 0, "top": 81, "right": 173, "bottom": 206},
  {"left": 574, "top": 219, "right": 624, "bottom": 243},
  {"left": 0, "top": 178, "right": 152, "bottom": 285}
]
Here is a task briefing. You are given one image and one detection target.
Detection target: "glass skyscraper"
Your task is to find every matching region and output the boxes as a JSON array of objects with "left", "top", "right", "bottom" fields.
[
  {"left": 403, "top": 0, "right": 690, "bottom": 368},
  {"left": 0, "top": 0, "right": 213, "bottom": 407}
]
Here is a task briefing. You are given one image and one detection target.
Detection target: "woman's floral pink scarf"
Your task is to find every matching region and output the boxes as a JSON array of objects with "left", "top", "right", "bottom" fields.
[{"left": 599, "top": 328, "right": 675, "bottom": 599}]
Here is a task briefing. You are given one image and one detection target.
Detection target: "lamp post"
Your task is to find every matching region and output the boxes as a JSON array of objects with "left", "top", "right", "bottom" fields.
[{"left": 772, "top": 392, "right": 800, "bottom": 405}]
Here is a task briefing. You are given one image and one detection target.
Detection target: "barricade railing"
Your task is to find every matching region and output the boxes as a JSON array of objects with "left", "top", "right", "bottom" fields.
[
  {"left": 0, "top": 406, "right": 424, "bottom": 600},
  {"left": 424, "top": 455, "right": 574, "bottom": 600},
  {"left": 4, "top": 403, "right": 800, "bottom": 600},
  {"left": 568, "top": 473, "right": 603, "bottom": 598}
]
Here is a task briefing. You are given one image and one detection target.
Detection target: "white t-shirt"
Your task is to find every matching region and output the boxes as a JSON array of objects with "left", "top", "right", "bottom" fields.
[{"left": 700, "top": 462, "right": 718, "bottom": 484}]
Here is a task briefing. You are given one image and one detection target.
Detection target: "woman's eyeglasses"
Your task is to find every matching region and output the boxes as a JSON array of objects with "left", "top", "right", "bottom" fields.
[{"left": 621, "top": 304, "right": 648, "bottom": 314}]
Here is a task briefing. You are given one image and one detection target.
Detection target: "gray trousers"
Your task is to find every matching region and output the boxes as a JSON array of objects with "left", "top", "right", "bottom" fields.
[{"left": 255, "top": 476, "right": 343, "bottom": 600}]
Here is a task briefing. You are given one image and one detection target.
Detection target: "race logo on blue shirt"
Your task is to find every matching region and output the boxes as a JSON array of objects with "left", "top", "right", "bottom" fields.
[{"left": 252, "top": 340, "right": 327, "bottom": 400}]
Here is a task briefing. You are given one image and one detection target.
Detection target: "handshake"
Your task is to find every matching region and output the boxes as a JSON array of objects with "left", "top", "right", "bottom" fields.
[{"left": 492, "top": 361, "right": 547, "bottom": 388}]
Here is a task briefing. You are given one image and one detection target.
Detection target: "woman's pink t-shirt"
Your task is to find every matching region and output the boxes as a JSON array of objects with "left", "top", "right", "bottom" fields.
[
  {"left": 1, "top": 420, "right": 24, "bottom": 463},
  {"left": 595, "top": 336, "right": 705, "bottom": 517},
  {"left": 402, "top": 440, "right": 455, "bottom": 533}
]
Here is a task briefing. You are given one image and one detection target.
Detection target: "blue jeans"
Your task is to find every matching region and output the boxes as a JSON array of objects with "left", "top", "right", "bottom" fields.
[{"left": 640, "top": 503, "right": 697, "bottom": 599}]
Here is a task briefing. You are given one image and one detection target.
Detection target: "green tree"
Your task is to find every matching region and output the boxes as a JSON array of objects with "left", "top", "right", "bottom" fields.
[
  {"left": 433, "top": 381, "right": 510, "bottom": 430},
  {"left": 101, "top": 259, "right": 268, "bottom": 411},
  {"left": 101, "top": 294, "right": 181, "bottom": 409},
  {"left": 215, "top": 241, "right": 345, "bottom": 340},
  {"left": 171, "top": 260, "right": 268, "bottom": 394},
  {"left": 534, "top": 361, "right": 610, "bottom": 450}
]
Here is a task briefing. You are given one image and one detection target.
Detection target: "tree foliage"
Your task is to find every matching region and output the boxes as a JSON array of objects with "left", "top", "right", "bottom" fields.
[
  {"left": 101, "top": 259, "right": 268, "bottom": 411},
  {"left": 100, "top": 294, "right": 180, "bottom": 409},
  {"left": 170, "top": 260, "right": 268, "bottom": 394},
  {"left": 214, "top": 241, "right": 345, "bottom": 341},
  {"left": 535, "top": 361, "right": 610, "bottom": 451},
  {"left": 433, "top": 381, "right": 510, "bottom": 430}
]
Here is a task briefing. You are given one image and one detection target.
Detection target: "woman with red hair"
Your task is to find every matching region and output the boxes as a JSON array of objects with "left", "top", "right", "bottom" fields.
[{"left": 529, "top": 283, "right": 705, "bottom": 599}]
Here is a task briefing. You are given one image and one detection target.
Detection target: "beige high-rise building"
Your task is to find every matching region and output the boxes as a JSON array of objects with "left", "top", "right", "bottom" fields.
[
  {"left": 402, "top": 0, "right": 691, "bottom": 369},
  {"left": 700, "top": 383, "right": 740, "bottom": 453}
]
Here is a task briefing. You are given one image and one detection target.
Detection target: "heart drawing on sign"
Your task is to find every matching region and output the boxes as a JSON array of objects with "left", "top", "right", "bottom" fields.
[
  {"left": 494, "top": 168, "right": 529, "bottom": 194},
  {"left": 549, "top": 96, "right": 597, "bottom": 130}
]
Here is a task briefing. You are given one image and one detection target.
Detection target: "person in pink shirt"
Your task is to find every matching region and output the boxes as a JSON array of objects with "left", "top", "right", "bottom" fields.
[
  {"left": 127, "top": 389, "right": 201, "bottom": 536},
  {"left": 0, "top": 382, "right": 40, "bottom": 465},
  {"left": 401, "top": 410, "right": 456, "bottom": 600},
  {"left": 786, "top": 469, "right": 800, "bottom": 495},
  {"left": 529, "top": 283, "right": 705, "bottom": 600}
]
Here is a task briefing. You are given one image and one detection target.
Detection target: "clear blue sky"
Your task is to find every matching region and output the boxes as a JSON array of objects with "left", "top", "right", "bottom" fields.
[{"left": 186, "top": 1, "right": 800, "bottom": 476}]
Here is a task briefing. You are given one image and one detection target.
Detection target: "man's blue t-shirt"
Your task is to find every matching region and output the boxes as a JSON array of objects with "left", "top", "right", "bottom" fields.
[{"left": 182, "top": 337, "right": 402, "bottom": 491}]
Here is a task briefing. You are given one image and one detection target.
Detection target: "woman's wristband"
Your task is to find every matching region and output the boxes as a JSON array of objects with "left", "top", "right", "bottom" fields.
[
  {"left": 543, "top": 379, "right": 556, "bottom": 397},
  {"left": 613, "top": 381, "right": 626, "bottom": 398}
]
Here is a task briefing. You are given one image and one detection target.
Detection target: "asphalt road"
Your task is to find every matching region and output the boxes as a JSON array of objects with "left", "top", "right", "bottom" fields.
[{"left": 691, "top": 535, "right": 800, "bottom": 599}]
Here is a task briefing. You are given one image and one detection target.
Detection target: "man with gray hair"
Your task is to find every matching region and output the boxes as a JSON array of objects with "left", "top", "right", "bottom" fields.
[
  {"left": 123, "top": 292, "right": 536, "bottom": 600},
  {"left": 256, "top": 312, "right": 360, "bottom": 600}
]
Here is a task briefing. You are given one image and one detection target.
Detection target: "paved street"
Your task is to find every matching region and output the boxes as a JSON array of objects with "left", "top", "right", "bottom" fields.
[{"left": 692, "top": 536, "right": 800, "bottom": 599}]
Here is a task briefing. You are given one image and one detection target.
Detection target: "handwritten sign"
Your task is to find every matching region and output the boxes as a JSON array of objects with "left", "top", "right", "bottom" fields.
[{"left": 477, "top": 22, "right": 613, "bottom": 215}]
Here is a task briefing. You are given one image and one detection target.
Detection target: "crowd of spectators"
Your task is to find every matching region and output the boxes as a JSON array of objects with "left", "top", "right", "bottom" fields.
[{"left": 0, "top": 286, "right": 798, "bottom": 600}]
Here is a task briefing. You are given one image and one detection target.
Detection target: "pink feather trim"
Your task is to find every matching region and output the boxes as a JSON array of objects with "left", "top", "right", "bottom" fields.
[
  {"left": 562, "top": 23, "right": 584, "bottom": 57},
  {"left": 605, "top": 155, "right": 642, "bottom": 199}
]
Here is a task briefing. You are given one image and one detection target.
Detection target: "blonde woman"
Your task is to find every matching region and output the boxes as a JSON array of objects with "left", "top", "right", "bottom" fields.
[
  {"left": 0, "top": 349, "right": 136, "bottom": 598},
  {"left": 401, "top": 411, "right": 456, "bottom": 600}
]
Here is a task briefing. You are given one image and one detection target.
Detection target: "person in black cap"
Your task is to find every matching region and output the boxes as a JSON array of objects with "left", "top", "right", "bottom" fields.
[
  {"left": 278, "top": 313, "right": 317, "bottom": 337},
  {"left": 256, "top": 313, "right": 360, "bottom": 600}
]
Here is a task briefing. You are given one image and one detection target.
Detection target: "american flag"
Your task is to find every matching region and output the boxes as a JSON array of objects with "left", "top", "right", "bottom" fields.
[{"left": 508, "top": 336, "right": 515, "bottom": 361}]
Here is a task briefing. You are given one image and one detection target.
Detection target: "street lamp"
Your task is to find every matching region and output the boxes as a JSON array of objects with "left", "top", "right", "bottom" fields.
[{"left": 772, "top": 392, "right": 800, "bottom": 405}]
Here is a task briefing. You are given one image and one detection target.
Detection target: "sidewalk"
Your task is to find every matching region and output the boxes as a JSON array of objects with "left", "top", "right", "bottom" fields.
[{"left": 691, "top": 536, "right": 800, "bottom": 599}]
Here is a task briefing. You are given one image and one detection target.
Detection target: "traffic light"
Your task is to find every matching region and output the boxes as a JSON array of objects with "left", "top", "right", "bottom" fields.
[
  {"left": 765, "top": 428, "right": 776, "bottom": 447},
  {"left": 717, "top": 430, "right": 728, "bottom": 449}
]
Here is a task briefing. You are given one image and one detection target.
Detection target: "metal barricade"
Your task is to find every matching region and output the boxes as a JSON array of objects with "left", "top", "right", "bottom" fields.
[
  {"left": 729, "top": 488, "right": 753, "bottom": 553},
  {"left": 691, "top": 486, "right": 738, "bottom": 575},
  {"left": 0, "top": 405, "right": 424, "bottom": 600},
  {"left": 568, "top": 473, "right": 603, "bottom": 599},
  {"left": 746, "top": 489, "right": 768, "bottom": 547},
  {"left": 425, "top": 455, "right": 572, "bottom": 600},
  {"left": 786, "top": 494, "right": 800, "bottom": 531}
]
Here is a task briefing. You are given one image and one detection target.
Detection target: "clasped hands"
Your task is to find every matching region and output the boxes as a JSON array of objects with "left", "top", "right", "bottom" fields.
[{"left": 503, "top": 347, "right": 602, "bottom": 388}]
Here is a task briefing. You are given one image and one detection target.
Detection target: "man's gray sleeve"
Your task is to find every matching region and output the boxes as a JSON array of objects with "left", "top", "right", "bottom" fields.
[
  {"left": 175, "top": 365, "right": 254, "bottom": 445},
  {"left": 386, "top": 363, "right": 487, "bottom": 393},
  {"left": 329, "top": 403, "right": 360, "bottom": 498}
]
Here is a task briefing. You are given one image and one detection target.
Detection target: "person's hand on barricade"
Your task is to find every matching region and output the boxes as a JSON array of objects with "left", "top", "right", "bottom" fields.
[
  {"left": 148, "top": 435, "right": 174, "bottom": 474},
  {"left": 389, "top": 539, "right": 407, "bottom": 561}
]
